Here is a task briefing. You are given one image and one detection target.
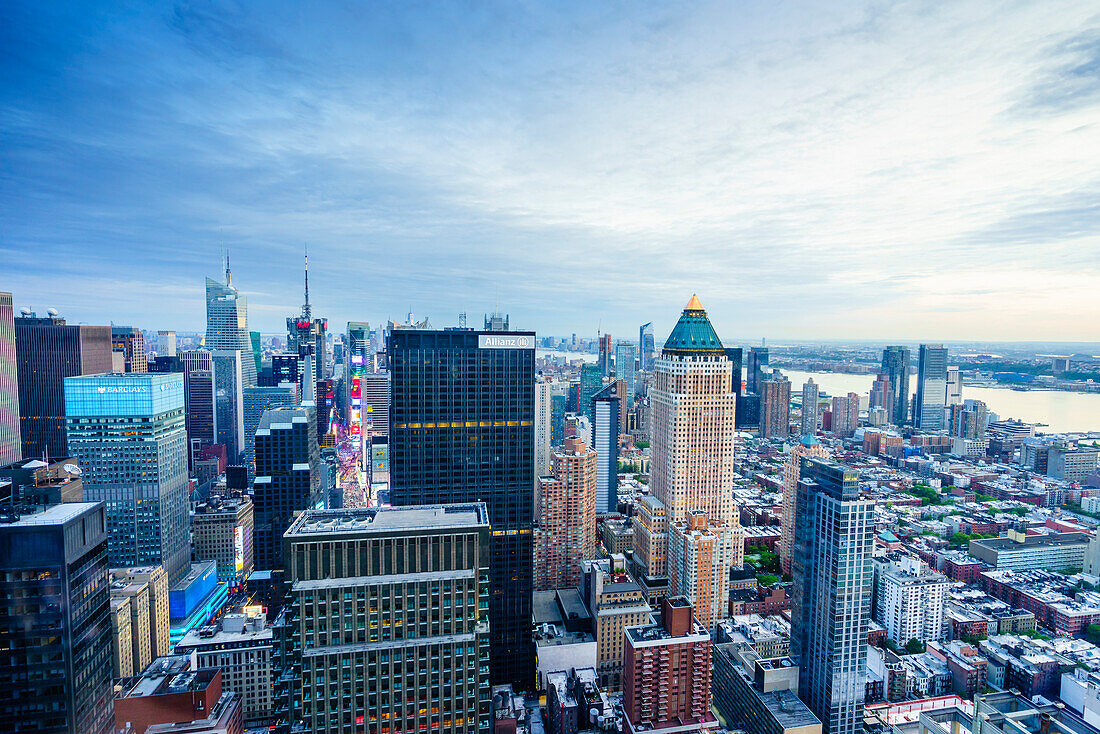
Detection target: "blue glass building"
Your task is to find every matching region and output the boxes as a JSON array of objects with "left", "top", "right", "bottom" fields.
[{"left": 65, "top": 372, "right": 190, "bottom": 584}]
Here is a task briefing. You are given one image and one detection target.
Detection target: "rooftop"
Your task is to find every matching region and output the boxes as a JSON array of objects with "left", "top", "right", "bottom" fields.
[
  {"left": 0, "top": 501, "right": 98, "bottom": 527},
  {"left": 286, "top": 504, "right": 489, "bottom": 536}
]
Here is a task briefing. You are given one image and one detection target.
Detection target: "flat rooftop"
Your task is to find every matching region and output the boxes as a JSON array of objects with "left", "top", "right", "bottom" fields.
[
  {"left": 0, "top": 501, "right": 97, "bottom": 527},
  {"left": 287, "top": 504, "right": 489, "bottom": 536}
]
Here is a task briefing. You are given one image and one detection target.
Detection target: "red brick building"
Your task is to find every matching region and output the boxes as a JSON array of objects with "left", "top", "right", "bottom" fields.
[{"left": 114, "top": 656, "right": 243, "bottom": 734}]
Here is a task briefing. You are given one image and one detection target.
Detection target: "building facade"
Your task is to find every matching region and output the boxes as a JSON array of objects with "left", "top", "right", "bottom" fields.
[
  {"left": 760, "top": 371, "right": 792, "bottom": 438},
  {"left": 915, "top": 344, "right": 949, "bottom": 431},
  {"left": 535, "top": 379, "right": 552, "bottom": 480},
  {"left": 668, "top": 511, "right": 742, "bottom": 634},
  {"left": 0, "top": 292, "right": 20, "bottom": 465},
  {"left": 534, "top": 436, "right": 598, "bottom": 591},
  {"left": 801, "top": 378, "right": 819, "bottom": 436},
  {"left": 111, "top": 565, "right": 172, "bottom": 659},
  {"left": 831, "top": 393, "right": 860, "bottom": 438},
  {"left": 205, "top": 264, "right": 257, "bottom": 387},
  {"left": 873, "top": 556, "right": 950, "bottom": 645},
  {"left": 592, "top": 381, "right": 621, "bottom": 513},
  {"left": 779, "top": 435, "right": 828, "bottom": 574},
  {"left": 243, "top": 384, "right": 297, "bottom": 474},
  {"left": 65, "top": 372, "right": 190, "bottom": 584},
  {"left": 192, "top": 496, "right": 255, "bottom": 587},
  {"left": 881, "top": 346, "right": 911, "bottom": 426}
]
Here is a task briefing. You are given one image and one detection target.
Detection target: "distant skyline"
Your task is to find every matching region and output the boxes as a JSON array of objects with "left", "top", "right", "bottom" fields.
[{"left": 3, "top": 2, "right": 1099, "bottom": 341}]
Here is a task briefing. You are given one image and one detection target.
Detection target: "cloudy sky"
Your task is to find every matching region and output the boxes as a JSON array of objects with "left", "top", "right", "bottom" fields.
[{"left": 3, "top": 1, "right": 1099, "bottom": 343}]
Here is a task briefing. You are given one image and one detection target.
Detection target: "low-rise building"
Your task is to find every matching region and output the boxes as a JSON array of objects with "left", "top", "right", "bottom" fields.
[
  {"left": 712, "top": 644, "right": 820, "bottom": 734},
  {"left": 968, "top": 528, "right": 1088, "bottom": 571},
  {"left": 113, "top": 656, "right": 243, "bottom": 734}
]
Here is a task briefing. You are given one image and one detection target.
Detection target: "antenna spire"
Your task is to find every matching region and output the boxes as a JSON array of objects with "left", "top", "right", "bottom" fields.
[
  {"left": 303, "top": 246, "right": 311, "bottom": 320},
  {"left": 225, "top": 249, "right": 232, "bottom": 287}
]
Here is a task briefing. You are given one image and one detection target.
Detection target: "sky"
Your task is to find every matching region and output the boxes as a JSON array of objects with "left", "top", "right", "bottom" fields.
[{"left": 2, "top": 1, "right": 1100, "bottom": 344}]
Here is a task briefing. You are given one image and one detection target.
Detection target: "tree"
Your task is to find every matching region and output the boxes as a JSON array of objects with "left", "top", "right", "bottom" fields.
[
  {"left": 757, "top": 573, "right": 780, "bottom": 587},
  {"left": 905, "top": 638, "right": 926, "bottom": 654},
  {"left": 1085, "top": 624, "right": 1100, "bottom": 646},
  {"left": 951, "top": 532, "right": 972, "bottom": 547}
]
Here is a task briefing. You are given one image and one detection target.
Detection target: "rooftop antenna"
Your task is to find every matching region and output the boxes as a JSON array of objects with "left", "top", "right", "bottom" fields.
[
  {"left": 225, "top": 249, "right": 232, "bottom": 287},
  {"left": 303, "top": 246, "right": 311, "bottom": 320}
]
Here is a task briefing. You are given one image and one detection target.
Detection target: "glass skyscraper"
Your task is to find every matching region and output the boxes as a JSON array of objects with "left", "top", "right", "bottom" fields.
[
  {"left": 880, "top": 345, "right": 911, "bottom": 425},
  {"left": 614, "top": 341, "right": 636, "bottom": 411},
  {"left": 592, "top": 381, "right": 621, "bottom": 513},
  {"left": 387, "top": 327, "right": 535, "bottom": 690},
  {"left": 915, "top": 344, "right": 949, "bottom": 431},
  {"left": 212, "top": 350, "right": 245, "bottom": 462},
  {"left": 579, "top": 362, "right": 603, "bottom": 424},
  {"left": 791, "top": 458, "right": 873, "bottom": 734},
  {"left": 205, "top": 264, "right": 257, "bottom": 388},
  {"left": 638, "top": 322, "right": 655, "bottom": 373},
  {"left": 64, "top": 372, "right": 190, "bottom": 584}
]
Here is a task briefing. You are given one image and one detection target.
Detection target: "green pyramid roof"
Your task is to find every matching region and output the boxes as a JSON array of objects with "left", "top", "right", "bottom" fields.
[{"left": 661, "top": 295, "right": 725, "bottom": 356}]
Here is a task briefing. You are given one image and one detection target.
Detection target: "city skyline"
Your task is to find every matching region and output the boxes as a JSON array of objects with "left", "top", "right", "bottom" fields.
[{"left": 4, "top": 2, "right": 1100, "bottom": 341}]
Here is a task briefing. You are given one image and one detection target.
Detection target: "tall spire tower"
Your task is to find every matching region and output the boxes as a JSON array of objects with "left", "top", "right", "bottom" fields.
[{"left": 302, "top": 248, "right": 311, "bottom": 320}]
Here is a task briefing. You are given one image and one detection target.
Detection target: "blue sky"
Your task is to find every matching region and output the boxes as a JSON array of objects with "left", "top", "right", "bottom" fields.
[{"left": 2, "top": 1, "right": 1099, "bottom": 342}]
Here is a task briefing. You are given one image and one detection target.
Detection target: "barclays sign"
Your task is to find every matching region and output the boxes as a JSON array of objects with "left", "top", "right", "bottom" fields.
[{"left": 96, "top": 385, "right": 148, "bottom": 394}]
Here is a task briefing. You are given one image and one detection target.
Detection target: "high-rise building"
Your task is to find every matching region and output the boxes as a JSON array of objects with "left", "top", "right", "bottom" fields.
[
  {"left": 746, "top": 346, "right": 769, "bottom": 395},
  {"left": 915, "top": 344, "right": 949, "bottom": 431},
  {"left": 111, "top": 326, "right": 147, "bottom": 373},
  {"left": 251, "top": 406, "right": 321, "bottom": 571},
  {"left": 622, "top": 597, "right": 717, "bottom": 734},
  {"left": 535, "top": 379, "right": 552, "bottom": 480},
  {"left": 801, "top": 378, "right": 820, "bottom": 435},
  {"left": 205, "top": 259, "right": 257, "bottom": 387},
  {"left": 581, "top": 560, "right": 652, "bottom": 692},
  {"left": 880, "top": 346, "right": 911, "bottom": 426},
  {"left": 668, "top": 511, "right": 741, "bottom": 634},
  {"left": 639, "top": 322, "right": 655, "bottom": 373},
  {"left": 592, "top": 381, "right": 621, "bottom": 513},
  {"left": 831, "top": 392, "right": 860, "bottom": 437},
  {"left": 185, "top": 369, "right": 216, "bottom": 471},
  {"left": 285, "top": 255, "right": 327, "bottom": 393},
  {"left": 599, "top": 333, "right": 613, "bottom": 377},
  {"left": 550, "top": 391, "right": 568, "bottom": 447},
  {"left": 344, "top": 321, "right": 370, "bottom": 444},
  {"left": 65, "top": 372, "right": 190, "bottom": 583},
  {"left": 387, "top": 326, "right": 535, "bottom": 689},
  {"left": 212, "top": 350, "right": 245, "bottom": 462},
  {"left": 615, "top": 342, "right": 636, "bottom": 410},
  {"left": 779, "top": 435, "right": 828, "bottom": 575},
  {"left": 791, "top": 458, "right": 873, "bottom": 734},
  {"left": 15, "top": 312, "right": 113, "bottom": 461},
  {"left": 579, "top": 362, "right": 603, "bottom": 424},
  {"left": 872, "top": 556, "right": 949, "bottom": 645},
  {"left": 950, "top": 399, "right": 989, "bottom": 439},
  {"left": 632, "top": 495, "right": 668, "bottom": 580},
  {"left": 274, "top": 505, "right": 491, "bottom": 733},
  {"left": 0, "top": 502, "right": 115, "bottom": 734},
  {"left": 946, "top": 366, "right": 963, "bottom": 406},
  {"left": 110, "top": 566, "right": 171, "bottom": 659},
  {"left": 157, "top": 330, "right": 176, "bottom": 357},
  {"left": 869, "top": 373, "right": 893, "bottom": 423},
  {"left": 243, "top": 384, "right": 297, "bottom": 473},
  {"left": 759, "top": 370, "right": 791, "bottom": 438},
  {"left": 192, "top": 496, "right": 254, "bottom": 587},
  {"left": 361, "top": 371, "right": 390, "bottom": 438},
  {"left": 109, "top": 592, "right": 136, "bottom": 678},
  {"left": 0, "top": 292, "right": 20, "bottom": 465},
  {"left": 534, "top": 436, "right": 597, "bottom": 591}
]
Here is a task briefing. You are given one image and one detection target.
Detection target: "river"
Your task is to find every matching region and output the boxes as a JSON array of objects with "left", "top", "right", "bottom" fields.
[{"left": 782, "top": 369, "right": 1100, "bottom": 434}]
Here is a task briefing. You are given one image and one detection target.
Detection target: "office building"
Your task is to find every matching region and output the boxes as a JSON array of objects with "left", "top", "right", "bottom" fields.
[
  {"left": 736, "top": 392, "right": 761, "bottom": 430},
  {"left": 111, "top": 325, "right": 147, "bottom": 373},
  {"left": 873, "top": 556, "right": 950, "bottom": 645},
  {"left": 599, "top": 333, "right": 613, "bottom": 377},
  {"left": 831, "top": 392, "right": 860, "bottom": 437},
  {"left": 15, "top": 311, "right": 113, "bottom": 461},
  {"left": 535, "top": 436, "right": 598, "bottom": 591},
  {"left": 712, "top": 644, "right": 820, "bottom": 734},
  {"left": 114, "top": 656, "right": 242, "bottom": 734},
  {"left": 110, "top": 592, "right": 136, "bottom": 678},
  {"left": 616, "top": 342, "right": 636, "bottom": 410},
  {"left": 192, "top": 496, "right": 254, "bottom": 587},
  {"left": 579, "top": 362, "right": 603, "bottom": 424},
  {"left": 65, "top": 372, "right": 190, "bottom": 583},
  {"left": 760, "top": 370, "right": 792, "bottom": 438},
  {"left": 0, "top": 502, "right": 114, "bottom": 734},
  {"left": 266, "top": 354, "right": 300, "bottom": 390},
  {"left": 274, "top": 505, "right": 491, "bottom": 733},
  {"left": 747, "top": 346, "right": 769, "bottom": 395},
  {"left": 285, "top": 256, "right": 327, "bottom": 387},
  {"left": 1047, "top": 444, "right": 1100, "bottom": 483},
  {"left": 668, "top": 511, "right": 742, "bottom": 634},
  {"left": 211, "top": 350, "right": 245, "bottom": 462},
  {"left": 112, "top": 566, "right": 172, "bottom": 659},
  {"left": 251, "top": 406, "right": 321, "bottom": 571},
  {"left": 157, "top": 330, "right": 176, "bottom": 357},
  {"left": 968, "top": 529, "right": 1088, "bottom": 571},
  {"left": 176, "top": 609, "right": 273, "bottom": 725},
  {"left": 579, "top": 560, "right": 652, "bottom": 692},
  {"left": 639, "top": 322, "right": 655, "bottom": 373},
  {"left": 344, "top": 321, "right": 370, "bottom": 443},
  {"left": 205, "top": 260, "right": 257, "bottom": 387},
  {"left": 168, "top": 560, "right": 229, "bottom": 648},
  {"left": 632, "top": 495, "right": 668, "bottom": 581},
  {"left": 592, "top": 381, "right": 621, "bottom": 513},
  {"left": 880, "top": 346, "right": 911, "bottom": 426},
  {"left": 915, "top": 344, "right": 949, "bottom": 431},
  {"left": 242, "top": 384, "right": 297, "bottom": 473},
  {"left": 550, "top": 391, "right": 568, "bottom": 447},
  {"left": 110, "top": 576, "right": 152, "bottom": 678},
  {"left": 0, "top": 292, "right": 20, "bottom": 464},
  {"left": 779, "top": 435, "right": 828, "bottom": 574},
  {"left": 790, "top": 459, "right": 873, "bottom": 734},
  {"left": 185, "top": 368, "right": 217, "bottom": 470},
  {"left": 947, "top": 366, "right": 963, "bottom": 406},
  {"left": 535, "top": 379, "right": 552, "bottom": 479},
  {"left": 622, "top": 597, "right": 717, "bottom": 734},
  {"left": 387, "top": 326, "right": 534, "bottom": 689},
  {"left": 360, "top": 371, "right": 390, "bottom": 438},
  {"left": 801, "top": 378, "right": 819, "bottom": 436}
]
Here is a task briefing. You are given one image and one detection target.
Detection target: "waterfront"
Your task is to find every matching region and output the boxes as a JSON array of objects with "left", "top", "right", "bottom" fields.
[{"left": 783, "top": 370, "right": 1100, "bottom": 435}]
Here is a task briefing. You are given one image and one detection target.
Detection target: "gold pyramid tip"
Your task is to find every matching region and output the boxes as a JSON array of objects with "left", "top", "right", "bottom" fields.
[{"left": 685, "top": 294, "right": 704, "bottom": 311}]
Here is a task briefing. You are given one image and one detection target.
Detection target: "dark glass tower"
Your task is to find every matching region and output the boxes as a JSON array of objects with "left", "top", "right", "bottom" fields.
[
  {"left": 0, "top": 502, "right": 115, "bottom": 734},
  {"left": 0, "top": 292, "right": 19, "bottom": 465},
  {"left": 880, "top": 346, "right": 911, "bottom": 426},
  {"left": 388, "top": 327, "right": 535, "bottom": 690},
  {"left": 746, "top": 346, "right": 769, "bottom": 395},
  {"left": 14, "top": 314, "right": 113, "bottom": 461},
  {"left": 790, "top": 458, "right": 873, "bottom": 734},
  {"left": 915, "top": 344, "right": 949, "bottom": 431}
]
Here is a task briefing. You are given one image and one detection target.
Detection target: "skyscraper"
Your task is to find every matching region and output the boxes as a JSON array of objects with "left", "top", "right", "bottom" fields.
[
  {"left": 778, "top": 435, "right": 828, "bottom": 575},
  {"left": 592, "top": 381, "right": 621, "bottom": 513},
  {"left": 0, "top": 292, "right": 20, "bottom": 465},
  {"left": 65, "top": 372, "right": 190, "bottom": 584},
  {"left": 387, "top": 325, "right": 534, "bottom": 689},
  {"left": 880, "top": 346, "right": 911, "bottom": 426},
  {"left": 285, "top": 254, "right": 327, "bottom": 393},
  {"left": 534, "top": 435, "right": 597, "bottom": 591},
  {"left": 598, "top": 333, "right": 613, "bottom": 377},
  {"left": 535, "top": 379, "right": 552, "bottom": 480},
  {"left": 251, "top": 406, "right": 322, "bottom": 571},
  {"left": 791, "top": 458, "right": 873, "bottom": 734},
  {"left": 759, "top": 370, "right": 791, "bottom": 438},
  {"left": 344, "top": 321, "right": 370, "bottom": 442},
  {"left": 831, "top": 392, "right": 860, "bottom": 437},
  {"left": 579, "top": 362, "right": 603, "bottom": 423},
  {"left": 243, "top": 384, "right": 298, "bottom": 474},
  {"left": 801, "top": 378, "right": 820, "bottom": 435},
  {"left": 746, "top": 346, "right": 769, "bottom": 395},
  {"left": 15, "top": 312, "right": 113, "bottom": 461},
  {"left": 667, "top": 511, "right": 740, "bottom": 633},
  {"left": 185, "top": 368, "right": 216, "bottom": 471},
  {"left": 0, "top": 502, "right": 115, "bottom": 734},
  {"left": 946, "top": 365, "right": 963, "bottom": 406},
  {"left": 615, "top": 341, "right": 636, "bottom": 410},
  {"left": 274, "top": 505, "right": 491, "bottom": 734},
  {"left": 205, "top": 258, "right": 257, "bottom": 387},
  {"left": 915, "top": 344, "right": 949, "bottom": 430},
  {"left": 639, "top": 322, "right": 655, "bottom": 373},
  {"left": 361, "top": 371, "right": 390, "bottom": 437},
  {"left": 111, "top": 326, "right": 147, "bottom": 372},
  {"left": 212, "top": 350, "right": 245, "bottom": 462},
  {"left": 869, "top": 373, "right": 893, "bottom": 423},
  {"left": 157, "top": 330, "right": 176, "bottom": 357}
]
